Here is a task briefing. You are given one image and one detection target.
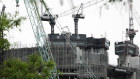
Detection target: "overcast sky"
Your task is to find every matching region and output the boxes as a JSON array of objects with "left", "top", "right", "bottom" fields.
[{"left": 0, "top": 0, "right": 140, "bottom": 65}]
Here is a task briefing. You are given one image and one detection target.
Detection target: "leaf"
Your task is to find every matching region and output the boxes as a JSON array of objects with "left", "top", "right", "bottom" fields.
[
  {"left": 0, "top": 52, "right": 57, "bottom": 79},
  {"left": 0, "top": 11, "right": 26, "bottom": 51},
  {"left": 0, "top": 38, "right": 10, "bottom": 50}
]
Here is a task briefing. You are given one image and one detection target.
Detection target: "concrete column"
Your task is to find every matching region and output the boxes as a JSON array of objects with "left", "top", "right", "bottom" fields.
[{"left": 119, "top": 55, "right": 131, "bottom": 67}]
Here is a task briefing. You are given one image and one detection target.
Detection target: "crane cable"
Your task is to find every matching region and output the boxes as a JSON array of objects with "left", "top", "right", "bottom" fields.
[{"left": 58, "top": 0, "right": 104, "bottom": 18}]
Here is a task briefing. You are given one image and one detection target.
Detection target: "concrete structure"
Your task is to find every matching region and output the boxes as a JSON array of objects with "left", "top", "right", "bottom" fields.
[
  {"left": 2, "top": 33, "right": 110, "bottom": 79},
  {"left": 107, "top": 40, "right": 140, "bottom": 79},
  {"left": 3, "top": 47, "right": 39, "bottom": 61},
  {"left": 49, "top": 34, "right": 110, "bottom": 79},
  {"left": 130, "top": 56, "right": 140, "bottom": 69},
  {"left": 2, "top": 33, "right": 140, "bottom": 79},
  {"left": 107, "top": 65, "right": 137, "bottom": 79}
]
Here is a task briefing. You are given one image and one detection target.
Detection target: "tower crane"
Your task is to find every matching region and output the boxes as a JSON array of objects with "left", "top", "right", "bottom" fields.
[
  {"left": 40, "top": 0, "right": 103, "bottom": 35},
  {"left": 68, "top": 0, "right": 85, "bottom": 35},
  {"left": 41, "top": 10, "right": 58, "bottom": 34},
  {"left": 41, "top": 14, "right": 58, "bottom": 34},
  {"left": 73, "top": 3, "right": 85, "bottom": 35}
]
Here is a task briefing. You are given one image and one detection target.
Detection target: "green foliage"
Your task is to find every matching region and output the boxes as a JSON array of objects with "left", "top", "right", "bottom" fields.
[
  {"left": 0, "top": 11, "right": 26, "bottom": 50},
  {"left": 0, "top": 38, "right": 10, "bottom": 50},
  {"left": 0, "top": 58, "right": 28, "bottom": 79},
  {"left": 0, "top": 53, "right": 56, "bottom": 79},
  {"left": 0, "top": 12, "right": 26, "bottom": 31}
]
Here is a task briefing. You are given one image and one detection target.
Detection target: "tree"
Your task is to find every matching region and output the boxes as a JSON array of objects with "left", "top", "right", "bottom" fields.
[
  {"left": 0, "top": 7, "right": 26, "bottom": 64},
  {"left": 0, "top": 11, "right": 26, "bottom": 51},
  {"left": 0, "top": 53, "right": 56, "bottom": 79}
]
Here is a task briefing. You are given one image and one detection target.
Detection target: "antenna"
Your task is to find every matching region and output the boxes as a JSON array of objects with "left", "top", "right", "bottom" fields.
[
  {"left": 105, "top": 32, "right": 106, "bottom": 38},
  {"left": 122, "top": 31, "right": 124, "bottom": 41},
  {"left": 125, "top": 29, "right": 129, "bottom": 41}
]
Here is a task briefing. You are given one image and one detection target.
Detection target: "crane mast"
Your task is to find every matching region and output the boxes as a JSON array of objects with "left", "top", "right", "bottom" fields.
[
  {"left": 72, "top": 3, "right": 85, "bottom": 35},
  {"left": 129, "top": 0, "right": 133, "bottom": 30},
  {"left": 20, "top": 0, "right": 58, "bottom": 79},
  {"left": 127, "top": 0, "right": 138, "bottom": 43},
  {"left": 67, "top": 1, "right": 97, "bottom": 79},
  {"left": 40, "top": 0, "right": 58, "bottom": 34},
  {"left": 23, "top": 0, "right": 52, "bottom": 61}
]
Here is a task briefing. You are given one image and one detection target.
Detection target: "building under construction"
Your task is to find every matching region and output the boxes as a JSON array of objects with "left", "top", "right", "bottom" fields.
[
  {"left": 107, "top": 40, "right": 140, "bottom": 79},
  {"left": 49, "top": 33, "right": 110, "bottom": 79},
  {"left": 2, "top": 32, "right": 140, "bottom": 79},
  {"left": 2, "top": 33, "right": 110, "bottom": 79}
]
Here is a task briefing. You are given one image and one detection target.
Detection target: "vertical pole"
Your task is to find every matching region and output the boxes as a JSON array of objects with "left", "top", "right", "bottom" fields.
[
  {"left": 74, "top": 18, "right": 78, "bottom": 35},
  {"left": 0, "top": 5, "right": 6, "bottom": 64},
  {"left": 129, "top": 0, "right": 133, "bottom": 30},
  {"left": 128, "top": 0, "right": 136, "bottom": 44},
  {"left": 49, "top": 15, "right": 55, "bottom": 34},
  {"left": 50, "top": 24, "right": 55, "bottom": 34},
  {"left": 0, "top": 28, "right": 4, "bottom": 64}
]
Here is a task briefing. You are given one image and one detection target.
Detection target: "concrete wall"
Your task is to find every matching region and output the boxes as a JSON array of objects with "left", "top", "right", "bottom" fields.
[
  {"left": 118, "top": 55, "right": 131, "bottom": 67},
  {"left": 3, "top": 47, "right": 38, "bottom": 61},
  {"left": 136, "top": 70, "right": 140, "bottom": 79},
  {"left": 76, "top": 47, "right": 108, "bottom": 78},
  {"left": 130, "top": 56, "right": 140, "bottom": 69}
]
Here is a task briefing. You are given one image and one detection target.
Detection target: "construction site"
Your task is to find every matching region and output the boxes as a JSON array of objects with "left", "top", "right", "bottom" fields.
[{"left": 0, "top": 0, "right": 140, "bottom": 79}]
